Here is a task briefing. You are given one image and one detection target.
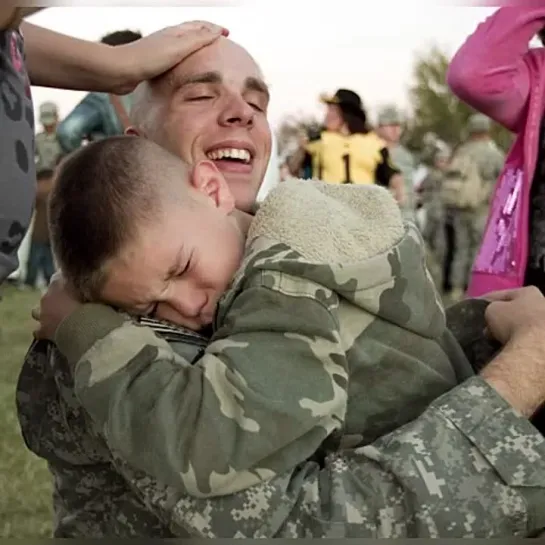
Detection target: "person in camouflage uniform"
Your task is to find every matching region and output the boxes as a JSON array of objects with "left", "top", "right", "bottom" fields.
[
  {"left": 376, "top": 105, "right": 416, "bottom": 221},
  {"left": 44, "top": 133, "right": 473, "bottom": 499},
  {"left": 448, "top": 114, "right": 505, "bottom": 300},
  {"left": 19, "top": 35, "right": 545, "bottom": 538},
  {"left": 34, "top": 101, "right": 62, "bottom": 172},
  {"left": 418, "top": 145, "right": 451, "bottom": 290}
]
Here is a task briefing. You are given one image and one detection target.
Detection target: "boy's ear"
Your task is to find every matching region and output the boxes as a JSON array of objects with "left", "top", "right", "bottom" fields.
[{"left": 189, "top": 160, "right": 235, "bottom": 213}]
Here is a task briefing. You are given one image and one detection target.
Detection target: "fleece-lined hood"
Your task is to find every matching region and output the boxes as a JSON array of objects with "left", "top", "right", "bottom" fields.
[{"left": 248, "top": 179, "right": 446, "bottom": 341}]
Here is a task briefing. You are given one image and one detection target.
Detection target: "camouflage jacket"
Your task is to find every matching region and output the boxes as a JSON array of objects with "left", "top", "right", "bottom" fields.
[
  {"left": 390, "top": 143, "right": 416, "bottom": 221},
  {"left": 16, "top": 182, "right": 545, "bottom": 537},
  {"left": 418, "top": 167, "right": 445, "bottom": 221},
  {"left": 34, "top": 131, "right": 62, "bottom": 172},
  {"left": 455, "top": 139, "right": 505, "bottom": 203},
  {"left": 51, "top": 181, "right": 473, "bottom": 499},
  {"left": 17, "top": 324, "right": 204, "bottom": 537}
]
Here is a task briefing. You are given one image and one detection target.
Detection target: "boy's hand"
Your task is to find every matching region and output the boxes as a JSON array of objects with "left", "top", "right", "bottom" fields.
[{"left": 32, "top": 272, "right": 81, "bottom": 341}]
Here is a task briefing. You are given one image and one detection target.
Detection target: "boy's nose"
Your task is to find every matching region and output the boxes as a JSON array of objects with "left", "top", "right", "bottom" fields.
[{"left": 169, "top": 284, "right": 208, "bottom": 319}]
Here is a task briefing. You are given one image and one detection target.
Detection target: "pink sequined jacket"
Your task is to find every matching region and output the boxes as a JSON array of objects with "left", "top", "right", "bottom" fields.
[{"left": 447, "top": 5, "right": 545, "bottom": 297}]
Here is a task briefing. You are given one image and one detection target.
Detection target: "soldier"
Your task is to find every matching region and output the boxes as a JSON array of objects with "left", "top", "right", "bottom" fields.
[
  {"left": 35, "top": 101, "right": 62, "bottom": 171},
  {"left": 20, "top": 36, "right": 545, "bottom": 538},
  {"left": 376, "top": 105, "right": 416, "bottom": 221},
  {"left": 446, "top": 114, "right": 505, "bottom": 302},
  {"left": 417, "top": 145, "right": 451, "bottom": 291}
]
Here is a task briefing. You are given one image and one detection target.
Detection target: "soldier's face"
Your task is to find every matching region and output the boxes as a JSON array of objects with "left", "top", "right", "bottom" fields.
[
  {"left": 377, "top": 124, "right": 402, "bottom": 144},
  {"left": 134, "top": 38, "right": 272, "bottom": 214},
  {"left": 99, "top": 161, "right": 246, "bottom": 330},
  {"left": 43, "top": 120, "right": 57, "bottom": 133}
]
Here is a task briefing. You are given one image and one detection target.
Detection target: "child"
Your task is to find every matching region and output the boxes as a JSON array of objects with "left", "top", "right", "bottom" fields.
[{"left": 48, "top": 135, "right": 474, "bottom": 499}]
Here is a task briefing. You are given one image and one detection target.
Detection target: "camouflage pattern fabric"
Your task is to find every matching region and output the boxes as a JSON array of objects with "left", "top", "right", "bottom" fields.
[
  {"left": 54, "top": 181, "right": 472, "bottom": 497},
  {"left": 16, "top": 181, "right": 545, "bottom": 537},
  {"left": 34, "top": 131, "right": 62, "bottom": 171},
  {"left": 16, "top": 320, "right": 207, "bottom": 537},
  {"left": 450, "top": 207, "right": 489, "bottom": 291},
  {"left": 448, "top": 138, "right": 505, "bottom": 291},
  {"left": 138, "top": 376, "right": 545, "bottom": 538},
  {"left": 390, "top": 143, "right": 416, "bottom": 222},
  {"left": 419, "top": 167, "right": 447, "bottom": 289},
  {"left": 79, "top": 379, "right": 545, "bottom": 538},
  {"left": 456, "top": 138, "right": 505, "bottom": 202}
]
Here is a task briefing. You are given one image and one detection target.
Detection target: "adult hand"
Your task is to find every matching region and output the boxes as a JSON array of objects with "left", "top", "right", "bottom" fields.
[
  {"left": 484, "top": 286, "right": 545, "bottom": 345},
  {"left": 32, "top": 272, "right": 82, "bottom": 341},
  {"left": 111, "top": 21, "right": 229, "bottom": 95},
  {"left": 480, "top": 286, "right": 545, "bottom": 417}
]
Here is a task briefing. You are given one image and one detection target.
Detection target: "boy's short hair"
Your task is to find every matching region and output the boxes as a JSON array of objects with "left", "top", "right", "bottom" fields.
[{"left": 49, "top": 136, "right": 178, "bottom": 302}]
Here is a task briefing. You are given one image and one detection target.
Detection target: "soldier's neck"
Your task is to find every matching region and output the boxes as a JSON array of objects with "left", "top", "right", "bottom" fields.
[{"left": 231, "top": 209, "right": 253, "bottom": 238}]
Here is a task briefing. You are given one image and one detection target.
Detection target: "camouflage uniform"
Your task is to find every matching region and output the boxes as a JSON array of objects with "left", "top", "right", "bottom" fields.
[
  {"left": 450, "top": 115, "right": 506, "bottom": 293},
  {"left": 35, "top": 102, "right": 62, "bottom": 171},
  {"left": 377, "top": 106, "right": 416, "bottom": 222},
  {"left": 15, "top": 181, "right": 545, "bottom": 537},
  {"left": 391, "top": 144, "right": 416, "bottom": 221},
  {"left": 50, "top": 181, "right": 473, "bottom": 499},
  {"left": 419, "top": 149, "right": 450, "bottom": 289}
]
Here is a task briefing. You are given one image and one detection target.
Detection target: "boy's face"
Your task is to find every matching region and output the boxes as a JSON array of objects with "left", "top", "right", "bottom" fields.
[{"left": 99, "top": 161, "right": 246, "bottom": 330}]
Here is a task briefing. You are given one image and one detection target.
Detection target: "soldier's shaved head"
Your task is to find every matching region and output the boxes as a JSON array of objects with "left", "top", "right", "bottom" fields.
[{"left": 127, "top": 36, "right": 272, "bottom": 213}]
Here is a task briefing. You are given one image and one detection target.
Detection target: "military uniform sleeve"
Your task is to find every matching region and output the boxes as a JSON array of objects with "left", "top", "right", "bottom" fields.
[
  {"left": 113, "top": 376, "right": 545, "bottom": 538},
  {"left": 54, "top": 267, "right": 348, "bottom": 498}
]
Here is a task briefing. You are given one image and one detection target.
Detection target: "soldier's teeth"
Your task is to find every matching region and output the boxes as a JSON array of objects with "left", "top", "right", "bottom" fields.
[{"left": 206, "top": 148, "right": 251, "bottom": 163}]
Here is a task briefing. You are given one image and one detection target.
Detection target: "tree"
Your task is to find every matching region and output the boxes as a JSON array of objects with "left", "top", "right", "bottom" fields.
[
  {"left": 403, "top": 46, "right": 513, "bottom": 158},
  {"left": 275, "top": 113, "right": 321, "bottom": 157}
]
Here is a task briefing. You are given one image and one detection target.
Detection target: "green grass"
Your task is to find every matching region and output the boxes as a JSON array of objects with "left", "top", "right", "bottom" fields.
[{"left": 0, "top": 284, "right": 53, "bottom": 537}]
